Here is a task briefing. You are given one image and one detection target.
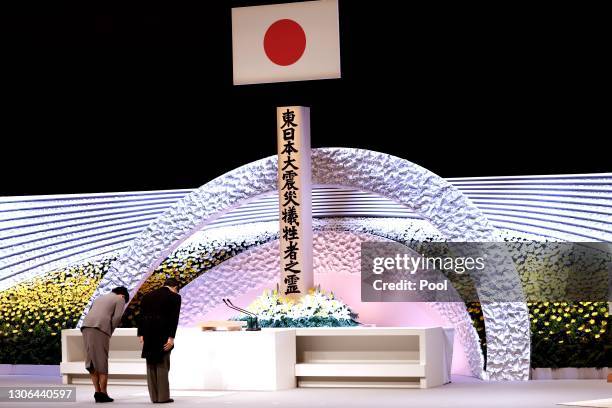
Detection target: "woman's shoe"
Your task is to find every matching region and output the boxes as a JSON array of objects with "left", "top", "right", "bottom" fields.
[
  {"left": 97, "top": 392, "right": 114, "bottom": 403},
  {"left": 94, "top": 392, "right": 103, "bottom": 403}
]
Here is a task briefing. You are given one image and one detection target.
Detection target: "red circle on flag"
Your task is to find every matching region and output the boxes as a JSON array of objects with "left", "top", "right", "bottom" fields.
[{"left": 263, "top": 19, "right": 306, "bottom": 66}]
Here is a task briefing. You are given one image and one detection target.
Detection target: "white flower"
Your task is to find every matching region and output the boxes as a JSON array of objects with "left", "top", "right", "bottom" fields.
[{"left": 243, "top": 288, "right": 356, "bottom": 322}]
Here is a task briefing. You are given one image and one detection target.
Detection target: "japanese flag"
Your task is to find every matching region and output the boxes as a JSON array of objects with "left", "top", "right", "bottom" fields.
[{"left": 231, "top": 0, "right": 341, "bottom": 85}]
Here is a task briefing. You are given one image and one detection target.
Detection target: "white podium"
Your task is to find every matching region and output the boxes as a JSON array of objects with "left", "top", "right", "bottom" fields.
[
  {"left": 170, "top": 328, "right": 296, "bottom": 391},
  {"left": 61, "top": 326, "right": 452, "bottom": 389}
]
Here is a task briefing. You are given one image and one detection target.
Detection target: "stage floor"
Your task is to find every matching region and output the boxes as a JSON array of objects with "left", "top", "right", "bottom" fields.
[{"left": 0, "top": 375, "right": 610, "bottom": 407}]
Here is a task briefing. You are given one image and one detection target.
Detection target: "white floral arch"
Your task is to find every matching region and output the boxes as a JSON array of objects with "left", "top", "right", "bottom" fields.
[{"left": 79, "top": 148, "right": 530, "bottom": 380}]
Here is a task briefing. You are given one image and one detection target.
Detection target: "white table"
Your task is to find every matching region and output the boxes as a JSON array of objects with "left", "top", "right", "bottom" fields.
[{"left": 61, "top": 326, "right": 452, "bottom": 389}]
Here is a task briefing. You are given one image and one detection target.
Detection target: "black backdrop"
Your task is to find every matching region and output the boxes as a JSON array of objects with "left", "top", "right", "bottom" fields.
[{"left": 1, "top": 1, "right": 607, "bottom": 195}]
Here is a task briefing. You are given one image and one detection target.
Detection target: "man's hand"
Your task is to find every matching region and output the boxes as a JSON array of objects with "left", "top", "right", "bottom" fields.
[
  {"left": 138, "top": 336, "right": 144, "bottom": 344},
  {"left": 163, "top": 337, "right": 174, "bottom": 351}
]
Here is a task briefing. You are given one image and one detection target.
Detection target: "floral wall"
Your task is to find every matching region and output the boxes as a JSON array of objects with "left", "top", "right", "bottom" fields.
[{"left": 1, "top": 240, "right": 610, "bottom": 369}]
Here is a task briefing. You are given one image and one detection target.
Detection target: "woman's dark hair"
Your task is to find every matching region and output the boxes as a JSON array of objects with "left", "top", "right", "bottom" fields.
[{"left": 112, "top": 286, "right": 129, "bottom": 303}]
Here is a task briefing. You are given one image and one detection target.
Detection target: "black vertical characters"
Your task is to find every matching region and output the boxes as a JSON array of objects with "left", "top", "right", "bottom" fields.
[{"left": 279, "top": 108, "right": 302, "bottom": 295}]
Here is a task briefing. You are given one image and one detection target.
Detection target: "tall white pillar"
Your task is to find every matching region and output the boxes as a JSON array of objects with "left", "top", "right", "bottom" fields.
[{"left": 277, "top": 106, "right": 313, "bottom": 297}]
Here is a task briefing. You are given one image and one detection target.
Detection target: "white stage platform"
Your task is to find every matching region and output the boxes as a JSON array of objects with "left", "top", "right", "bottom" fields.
[{"left": 1, "top": 374, "right": 611, "bottom": 408}]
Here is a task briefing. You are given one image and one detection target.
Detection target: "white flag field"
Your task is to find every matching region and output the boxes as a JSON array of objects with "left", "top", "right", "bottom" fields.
[{"left": 231, "top": 0, "right": 341, "bottom": 85}]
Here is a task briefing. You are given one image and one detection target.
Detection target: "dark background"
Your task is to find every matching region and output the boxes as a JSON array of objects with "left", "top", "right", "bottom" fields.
[{"left": 1, "top": 1, "right": 607, "bottom": 195}]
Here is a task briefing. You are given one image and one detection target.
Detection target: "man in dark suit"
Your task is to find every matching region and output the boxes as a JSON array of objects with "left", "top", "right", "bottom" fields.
[{"left": 137, "top": 277, "right": 181, "bottom": 404}]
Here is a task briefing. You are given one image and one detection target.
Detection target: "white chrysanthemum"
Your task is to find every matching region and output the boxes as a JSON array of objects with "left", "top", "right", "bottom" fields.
[{"left": 243, "top": 288, "right": 357, "bottom": 323}]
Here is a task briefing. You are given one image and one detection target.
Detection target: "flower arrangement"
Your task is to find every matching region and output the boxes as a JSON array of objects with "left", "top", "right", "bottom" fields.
[
  {"left": 467, "top": 301, "right": 611, "bottom": 368},
  {"left": 0, "top": 258, "right": 112, "bottom": 364},
  {"left": 234, "top": 287, "right": 359, "bottom": 328},
  {"left": 528, "top": 301, "right": 610, "bottom": 368}
]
